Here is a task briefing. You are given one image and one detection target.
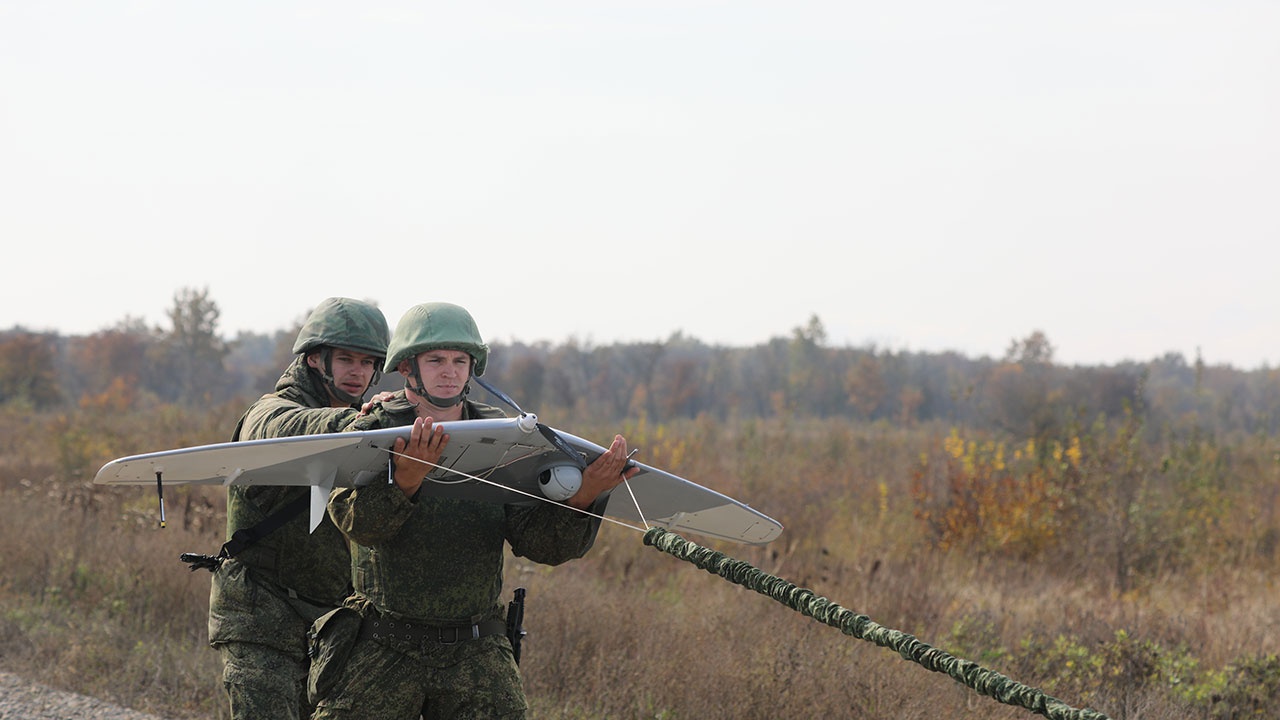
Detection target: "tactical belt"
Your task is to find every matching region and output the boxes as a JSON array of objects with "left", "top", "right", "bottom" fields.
[{"left": 360, "top": 615, "right": 507, "bottom": 647}]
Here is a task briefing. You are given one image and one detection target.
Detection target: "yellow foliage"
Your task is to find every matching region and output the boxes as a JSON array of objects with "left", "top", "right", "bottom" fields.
[
  {"left": 913, "top": 429, "right": 1069, "bottom": 559},
  {"left": 78, "top": 377, "right": 135, "bottom": 415},
  {"left": 944, "top": 428, "right": 965, "bottom": 459},
  {"left": 1066, "top": 436, "right": 1082, "bottom": 468}
]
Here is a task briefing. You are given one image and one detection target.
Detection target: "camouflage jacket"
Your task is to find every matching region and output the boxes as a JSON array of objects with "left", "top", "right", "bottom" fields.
[
  {"left": 331, "top": 393, "right": 603, "bottom": 624},
  {"left": 220, "top": 356, "right": 363, "bottom": 605}
]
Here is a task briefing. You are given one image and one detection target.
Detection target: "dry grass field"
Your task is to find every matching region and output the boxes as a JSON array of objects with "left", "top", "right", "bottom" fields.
[{"left": 1, "top": 404, "right": 1276, "bottom": 719}]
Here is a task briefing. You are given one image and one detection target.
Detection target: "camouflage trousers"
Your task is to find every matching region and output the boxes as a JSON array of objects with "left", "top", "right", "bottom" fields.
[
  {"left": 311, "top": 630, "right": 527, "bottom": 720},
  {"left": 209, "top": 559, "right": 337, "bottom": 720},
  {"left": 218, "top": 640, "right": 311, "bottom": 720}
]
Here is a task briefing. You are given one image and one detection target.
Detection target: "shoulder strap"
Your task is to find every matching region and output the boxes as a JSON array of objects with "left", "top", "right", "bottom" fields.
[{"left": 180, "top": 492, "right": 311, "bottom": 572}]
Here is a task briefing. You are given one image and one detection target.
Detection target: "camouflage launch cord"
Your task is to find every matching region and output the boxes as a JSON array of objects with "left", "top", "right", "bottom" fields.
[
  {"left": 390, "top": 442, "right": 1107, "bottom": 719},
  {"left": 643, "top": 528, "right": 1112, "bottom": 720}
]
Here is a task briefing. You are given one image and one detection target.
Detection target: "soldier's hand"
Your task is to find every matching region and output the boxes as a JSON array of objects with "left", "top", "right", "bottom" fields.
[
  {"left": 391, "top": 417, "right": 448, "bottom": 498},
  {"left": 566, "top": 434, "right": 640, "bottom": 510},
  {"left": 359, "top": 391, "right": 397, "bottom": 416}
]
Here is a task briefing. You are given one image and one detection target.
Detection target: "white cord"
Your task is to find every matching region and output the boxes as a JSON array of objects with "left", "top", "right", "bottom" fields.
[{"left": 386, "top": 447, "right": 650, "bottom": 535}]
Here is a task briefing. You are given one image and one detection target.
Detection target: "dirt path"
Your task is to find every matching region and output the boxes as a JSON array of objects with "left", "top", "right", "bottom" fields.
[{"left": 0, "top": 671, "right": 173, "bottom": 720}]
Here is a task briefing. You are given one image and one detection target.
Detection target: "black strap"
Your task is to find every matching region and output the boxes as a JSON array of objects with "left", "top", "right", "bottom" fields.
[
  {"left": 180, "top": 492, "right": 311, "bottom": 572},
  {"left": 360, "top": 616, "right": 508, "bottom": 646}
]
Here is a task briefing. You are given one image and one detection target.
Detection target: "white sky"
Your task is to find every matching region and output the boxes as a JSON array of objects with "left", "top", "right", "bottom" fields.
[{"left": 2, "top": 1, "right": 1277, "bottom": 368}]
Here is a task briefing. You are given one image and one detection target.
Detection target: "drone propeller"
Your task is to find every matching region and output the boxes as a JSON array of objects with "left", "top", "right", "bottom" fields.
[{"left": 471, "top": 376, "right": 588, "bottom": 471}]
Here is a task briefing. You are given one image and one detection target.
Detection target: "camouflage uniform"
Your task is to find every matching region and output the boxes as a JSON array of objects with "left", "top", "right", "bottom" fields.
[
  {"left": 311, "top": 394, "right": 604, "bottom": 720},
  {"left": 208, "top": 297, "right": 389, "bottom": 720}
]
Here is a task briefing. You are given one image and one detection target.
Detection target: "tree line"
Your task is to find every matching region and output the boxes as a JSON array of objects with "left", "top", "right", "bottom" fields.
[{"left": 4, "top": 288, "right": 1279, "bottom": 440}]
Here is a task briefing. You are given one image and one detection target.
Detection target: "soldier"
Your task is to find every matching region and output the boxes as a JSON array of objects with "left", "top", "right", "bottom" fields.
[
  {"left": 205, "top": 297, "right": 390, "bottom": 720},
  {"left": 310, "top": 302, "right": 638, "bottom": 720}
]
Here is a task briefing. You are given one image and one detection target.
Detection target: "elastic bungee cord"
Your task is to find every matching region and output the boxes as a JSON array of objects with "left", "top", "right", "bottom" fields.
[
  {"left": 386, "top": 448, "right": 1110, "bottom": 720},
  {"left": 642, "top": 528, "right": 1112, "bottom": 720}
]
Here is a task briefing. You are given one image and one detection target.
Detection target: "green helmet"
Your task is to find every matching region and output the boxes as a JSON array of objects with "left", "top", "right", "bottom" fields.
[
  {"left": 385, "top": 302, "right": 488, "bottom": 376},
  {"left": 292, "top": 297, "right": 390, "bottom": 359}
]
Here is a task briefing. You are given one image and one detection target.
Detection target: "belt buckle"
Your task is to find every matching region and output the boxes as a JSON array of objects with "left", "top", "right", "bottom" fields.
[
  {"left": 435, "top": 624, "right": 479, "bottom": 645},
  {"left": 439, "top": 626, "right": 459, "bottom": 645}
]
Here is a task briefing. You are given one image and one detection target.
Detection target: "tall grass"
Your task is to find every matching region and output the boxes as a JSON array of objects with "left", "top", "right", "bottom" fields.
[{"left": 0, "top": 406, "right": 1276, "bottom": 719}]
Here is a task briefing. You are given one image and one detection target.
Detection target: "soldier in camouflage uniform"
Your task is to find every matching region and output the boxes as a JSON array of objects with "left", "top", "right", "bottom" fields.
[
  {"left": 207, "top": 297, "right": 390, "bottom": 720},
  {"left": 310, "top": 302, "right": 638, "bottom": 720}
]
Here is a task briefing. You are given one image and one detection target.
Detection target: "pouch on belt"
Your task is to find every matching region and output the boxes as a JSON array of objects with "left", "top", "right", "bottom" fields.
[{"left": 307, "top": 606, "right": 362, "bottom": 704}]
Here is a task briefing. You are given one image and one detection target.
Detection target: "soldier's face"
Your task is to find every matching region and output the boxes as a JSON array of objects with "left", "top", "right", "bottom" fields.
[
  {"left": 408, "top": 349, "right": 472, "bottom": 399},
  {"left": 311, "top": 348, "right": 379, "bottom": 398}
]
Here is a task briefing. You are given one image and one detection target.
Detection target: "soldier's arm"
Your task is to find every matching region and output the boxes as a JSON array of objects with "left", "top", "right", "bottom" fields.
[
  {"left": 504, "top": 500, "right": 604, "bottom": 566},
  {"left": 327, "top": 481, "right": 416, "bottom": 547},
  {"left": 236, "top": 394, "right": 361, "bottom": 441}
]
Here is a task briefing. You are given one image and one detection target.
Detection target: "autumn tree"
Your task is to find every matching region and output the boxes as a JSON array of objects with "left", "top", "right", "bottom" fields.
[
  {"left": 845, "top": 352, "right": 887, "bottom": 420},
  {"left": 67, "top": 319, "right": 153, "bottom": 402},
  {"left": 0, "top": 331, "right": 62, "bottom": 408},
  {"left": 496, "top": 344, "right": 548, "bottom": 412},
  {"left": 585, "top": 344, "right": 646, "bottom": 421},
  {"left": 786, "top": 314, "right": 841, "bottom": 414},
  {"left": 985, "top": 330, "right": 1066, "bottom": 443},
  {"left": 223, "top": 328, "right": 296, "bottom": 398},
  {"left": 149, "top": 287, "right": 229, "bottom": 402}
]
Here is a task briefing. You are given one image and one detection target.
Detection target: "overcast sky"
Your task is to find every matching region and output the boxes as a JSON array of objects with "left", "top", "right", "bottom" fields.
[{"left": 2, "top": 1, "right": 1277, "bottom": 369}]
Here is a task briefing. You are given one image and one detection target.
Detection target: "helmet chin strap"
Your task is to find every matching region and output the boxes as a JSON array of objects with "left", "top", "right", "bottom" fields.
[{"left": 405, "top": 376, "right": 469, "bottom": 408}]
